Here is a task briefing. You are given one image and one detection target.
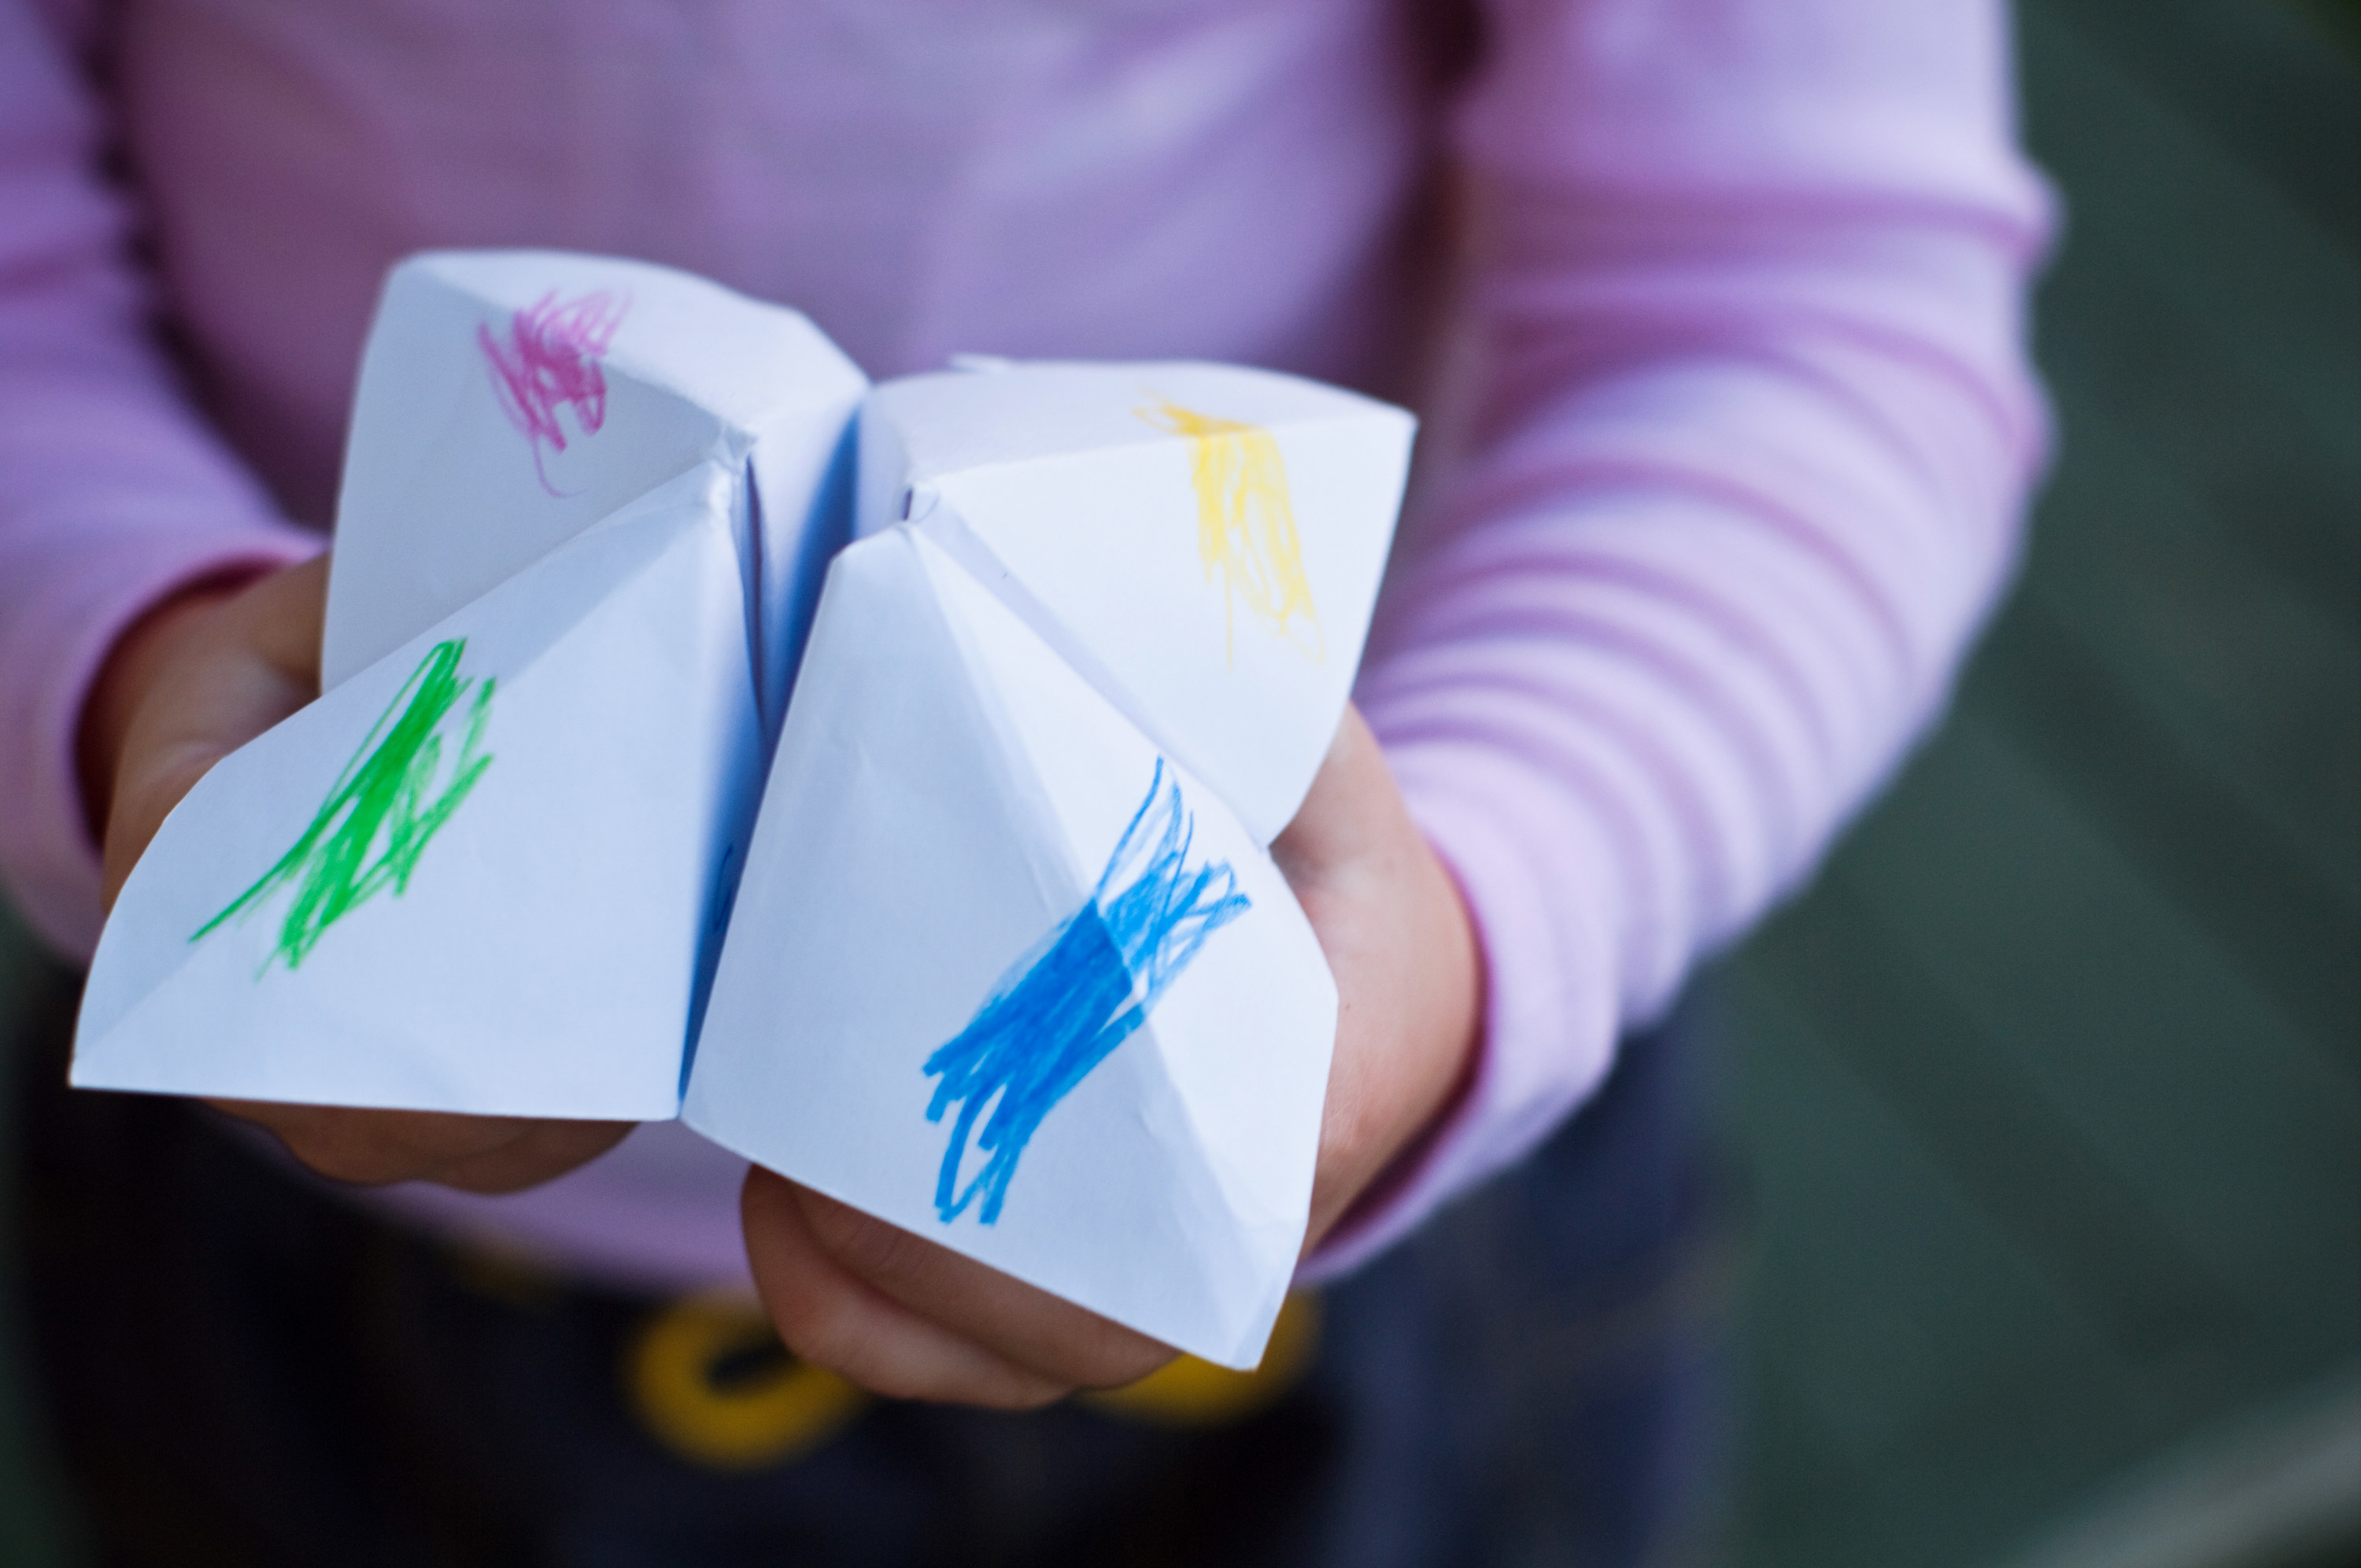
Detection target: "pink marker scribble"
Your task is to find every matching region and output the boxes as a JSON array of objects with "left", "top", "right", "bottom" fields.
[{"left": 477, "top": 289, "right": 629, "bottom": 495}]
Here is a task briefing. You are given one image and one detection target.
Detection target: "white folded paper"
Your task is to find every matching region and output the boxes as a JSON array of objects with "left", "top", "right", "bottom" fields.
[
  {"left": 73, "top": 249, "right": 1417, "bottom": 1371},
  {"left": 689, "top": 359, "right": 1413, "bottom": 1367},
  {"left": 855, "top": 360, "right": 1413, "bottom": 843},
  {"left": 75, "top": 252, "right": 868, "bottom": 1115},
  {"left": 76, "top": 466, "right": 756, "bottom": 1117},
  {"left": 325, "top": 249, "right": 868, "bottom": 735}
]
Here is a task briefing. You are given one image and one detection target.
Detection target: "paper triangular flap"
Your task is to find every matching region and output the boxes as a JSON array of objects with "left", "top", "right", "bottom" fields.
[
  {"left": 857, "top": 360, "right": 1405, "bottom": 494},
  {"left": 855, "top": 360, "right": 1413, "bottom": 844},
  {"left": 917, "top": 533, "right": 1337, "bottom": 1216},
  {"left": 323, "top": 250, "right": 866, "bottom": 711},
  {"left": 76, "top": 465, "right": 759, "bottom": 1120},
  {"left": 688, "top": 528, "right": 1333, "bottom": 1367},
  {"left": 918, "top": 539, "right": 1336, "bottom": 1365},
  {"left": 685, "top": 527, "right": 1075, "bottom": 1249}
]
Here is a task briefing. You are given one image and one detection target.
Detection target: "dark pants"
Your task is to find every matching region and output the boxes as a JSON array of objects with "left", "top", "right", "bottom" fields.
[{"left": 10, "top": 963, "right": 1731, "bottom": 1567}]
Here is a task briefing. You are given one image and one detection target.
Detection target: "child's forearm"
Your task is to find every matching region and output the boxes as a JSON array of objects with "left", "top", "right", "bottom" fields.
[
  {"left": 0, "top": 0, "right": 317, "bottom": 958},
  {"left": 1319, "top": 0, "right": 2056, "bottom": 1274}
]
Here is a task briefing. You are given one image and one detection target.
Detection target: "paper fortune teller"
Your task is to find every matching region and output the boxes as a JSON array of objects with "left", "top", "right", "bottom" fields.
[
  {"left": 686, "top": 360, "right": 1415, "bottom": 1367},
  {"left": 72, "top": 244, "right": 1417, "bottom": 1370},
  {"left": 74, "top": 251, "right": 868, "bottom": 1117}
]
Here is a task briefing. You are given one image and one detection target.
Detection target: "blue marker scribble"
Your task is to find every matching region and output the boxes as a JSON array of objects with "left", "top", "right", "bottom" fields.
[{"left": 923, "top": 759, "right": 1251, "bottom": 1225}]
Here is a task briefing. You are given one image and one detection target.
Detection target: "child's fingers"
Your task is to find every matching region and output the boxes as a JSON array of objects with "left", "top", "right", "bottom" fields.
[
  {"left": 211, "top": 1100, "right": 630, "bottom": 1191},
  {"left": 210, "top": 1099, "right": 511, "bottom": 1185},
  {"left": 1266, "top": 703, "right": 1485, "bottom": 1252},
  {"left": 741, "top": 1169, "right": 1072, "bottom": 1409},
  {"left": 95, "top": 559, "right": 327, "bottom": 910},
  {"left": 230, "top": 554, "right": 329, "bottom": 686},
  {"left": 786, "top": 1182, "right": 1176, "bottom": 1391},
  {"left": 429, "top": 1116, "right": 636, "bottom": 1193},
  {"left": 1268, "top": 705, "right": 1393, "bottom": 883}
]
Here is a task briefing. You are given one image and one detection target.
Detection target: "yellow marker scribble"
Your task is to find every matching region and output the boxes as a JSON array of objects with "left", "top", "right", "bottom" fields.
[{"left": 1140, "top": 400, "right": 1324, "bottom": 664}]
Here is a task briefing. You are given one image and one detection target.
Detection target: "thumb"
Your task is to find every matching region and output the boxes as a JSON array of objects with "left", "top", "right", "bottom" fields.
[
  {"left": 1269, "top": 706, "right": 1396, "bottom": 890},
  {"left": 95, "top": 557, "right": 327, "bottom": 911}
]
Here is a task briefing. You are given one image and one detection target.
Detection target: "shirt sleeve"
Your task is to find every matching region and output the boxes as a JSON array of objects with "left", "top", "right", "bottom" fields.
[
  {"left": 1303, "top": 0, "right": 2055, "bottom": 1277},
  {"left": 0, "top": 0, "right": 320, "bottom": 961}
]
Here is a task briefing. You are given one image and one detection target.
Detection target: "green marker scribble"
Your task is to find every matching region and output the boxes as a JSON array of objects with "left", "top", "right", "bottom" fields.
[{"left": 195, "top": 638, "right": 495, "bottom": 972}]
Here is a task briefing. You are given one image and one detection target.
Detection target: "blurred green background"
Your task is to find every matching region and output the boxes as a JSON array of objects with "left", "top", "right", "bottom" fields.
[
  {"left": 1711, "top": 0, "right": 2360, "bottom": 1562},
  {"left": 2, "top": 2, "right": 2355, "bottom": 1563}
]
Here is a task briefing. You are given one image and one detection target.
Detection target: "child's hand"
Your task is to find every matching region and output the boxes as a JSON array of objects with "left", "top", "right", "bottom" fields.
[
  {"left": 82, "top": 558, "right": 633, "bottom": 1192},
  {"left": 740, "top": 707, "right": 1483, "bottom": 1407}
]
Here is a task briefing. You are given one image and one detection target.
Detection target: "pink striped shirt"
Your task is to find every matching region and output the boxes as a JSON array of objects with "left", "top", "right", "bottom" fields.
[{"left": 0, "top": 0, "right": 2051, "bottom": 1288}]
